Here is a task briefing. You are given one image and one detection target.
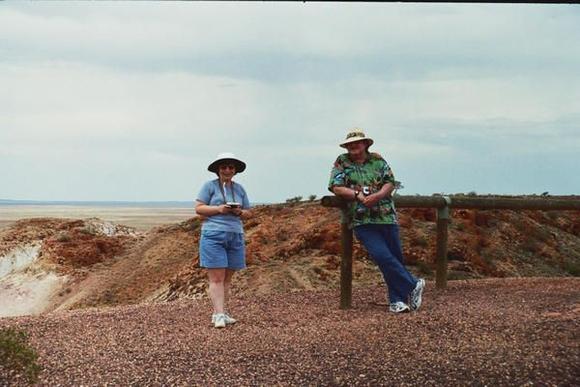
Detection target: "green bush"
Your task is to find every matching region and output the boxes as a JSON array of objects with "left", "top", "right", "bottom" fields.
[
  {"left": 55, "top": 231, "right": 72, "bottom": 242},
  {"left": 563, "top": 260, "right": 580, "bottom": 277},
  {"left": 285, "top": 196, "right": 303, "bottom": 204},
  {"left": 0, "top": 327, "right": 41, "bottom": 384},
  {"left": 416, "top": 260, "right": 433, "bottom": 276},
  {"left": 79, "top": 224, "right": 98, "bottom": 235}
]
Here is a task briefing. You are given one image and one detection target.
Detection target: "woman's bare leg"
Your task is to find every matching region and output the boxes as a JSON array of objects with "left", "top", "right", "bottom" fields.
[
  {"left": 223, "top": 269, "right": 235, "bottom": 309},
  {"left": 207, "top": 268, "right": 226, "bottom": 314}
]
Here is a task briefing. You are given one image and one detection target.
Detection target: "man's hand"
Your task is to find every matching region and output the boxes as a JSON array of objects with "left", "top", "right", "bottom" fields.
[{"left": 361, "top": 193, "right": 381, "bottom": 208}]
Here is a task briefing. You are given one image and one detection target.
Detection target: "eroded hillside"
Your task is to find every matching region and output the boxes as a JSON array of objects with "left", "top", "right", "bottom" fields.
[{"left": 1, "top": 202, "right": 578, "bottom": 316}]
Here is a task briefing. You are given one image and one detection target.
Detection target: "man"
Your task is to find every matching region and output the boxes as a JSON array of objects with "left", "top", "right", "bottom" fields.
[{"left": 328, "top": 128, "right": 425, "bottom": 313}]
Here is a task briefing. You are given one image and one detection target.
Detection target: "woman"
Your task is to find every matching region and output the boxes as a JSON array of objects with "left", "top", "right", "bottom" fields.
[
  {"left": 195, "top": 152, "right": 251, "bottom": 328},
  {"left": 328, "top": 129, "right": 425, "bottom": 313}
]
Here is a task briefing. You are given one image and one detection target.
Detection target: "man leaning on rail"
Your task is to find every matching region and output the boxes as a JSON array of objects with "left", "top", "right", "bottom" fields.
[{"left": 328, "top": 128, "right": 425, "bottom": 313}]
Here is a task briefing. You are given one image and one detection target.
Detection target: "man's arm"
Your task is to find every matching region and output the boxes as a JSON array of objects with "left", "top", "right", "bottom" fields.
[
  {"left": 332, "top": 186, "right": 364, "bottom": 203},
  {"left": 360, "top": 182, "right": 394, "bottom": 208}
]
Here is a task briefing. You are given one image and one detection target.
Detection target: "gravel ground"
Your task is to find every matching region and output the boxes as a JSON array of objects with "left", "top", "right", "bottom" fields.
[{"left": 1, "top": 277, "right": 579, "bottom": 386}]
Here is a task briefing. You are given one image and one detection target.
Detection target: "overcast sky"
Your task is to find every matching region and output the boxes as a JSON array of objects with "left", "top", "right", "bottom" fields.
[{"left": 1, "top": 2, "right": 579, "bottom": 203}]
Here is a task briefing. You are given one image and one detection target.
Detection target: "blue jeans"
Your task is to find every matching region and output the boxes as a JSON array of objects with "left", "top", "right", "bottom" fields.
[{"left": 354, "top": 224, "right": 417, "bottom": 304}]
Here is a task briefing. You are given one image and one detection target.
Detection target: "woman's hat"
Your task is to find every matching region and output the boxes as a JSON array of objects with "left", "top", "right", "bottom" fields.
[
  {"left": 340, "top": 128, "right": 374, "bottom": 148},
  {"left": 207, "top": 152, "right": 247, "bottom": 174}
]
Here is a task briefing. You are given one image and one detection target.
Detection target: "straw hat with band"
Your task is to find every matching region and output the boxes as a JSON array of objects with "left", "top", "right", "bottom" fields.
[
  {"left": 340, "top": 128, "right": 374, "bottom": 148},
  {"left": 207, "top": 152, "right": 246, "bottom": 174}
]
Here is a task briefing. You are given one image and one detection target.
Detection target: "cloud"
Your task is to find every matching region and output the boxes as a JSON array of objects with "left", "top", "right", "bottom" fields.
[
  {"left": 0, "top": 3, "right": 579, "bottom": 201},
  {"left": 2, "top": 3, "right": 579, "bottom": 81}
]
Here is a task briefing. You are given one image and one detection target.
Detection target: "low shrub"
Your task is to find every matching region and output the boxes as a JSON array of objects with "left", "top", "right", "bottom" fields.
[
  {"left": 79, "top": 224, "right": 98, "bottom": 235},
  {"left": 448, "top": 271, "right": 472, "bottom": 280},
  {"left": 0, "top": 327, "right": 41, "bottom": 384},
  {"left": 412, "top": 234, "right": 429, "bottom": 248},
  {"left": 416, "top": 260, "right": 433, "bottom": 276},
  {"left": 563, "top": 260, "right": 580, "bottom": 277},
  {"left": 285, "top": 196, "right": 303, "bottom": 204},
  {"left": 521, "top": 239, "right": 542, "bottom": 254},
  {"left": 55, "top": 231, "right": 72, "bottom": 243}
]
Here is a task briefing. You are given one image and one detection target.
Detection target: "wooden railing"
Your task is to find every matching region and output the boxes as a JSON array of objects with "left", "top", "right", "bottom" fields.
[{"left": 321, "top": 195, "right": 580, "bottom": 309}]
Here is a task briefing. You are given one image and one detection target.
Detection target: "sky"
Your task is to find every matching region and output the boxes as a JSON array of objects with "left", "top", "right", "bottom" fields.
[{"left": 1, "top": 2, "right": 579, "bottom": 203}]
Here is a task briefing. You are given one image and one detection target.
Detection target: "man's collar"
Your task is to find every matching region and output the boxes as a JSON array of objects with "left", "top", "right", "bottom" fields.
[{"left": 347, "top": 152, "right": 370, "bottom": 164}]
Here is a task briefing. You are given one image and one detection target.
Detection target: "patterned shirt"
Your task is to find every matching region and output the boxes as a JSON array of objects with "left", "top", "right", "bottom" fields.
[{"left": 328, "top": 152, "right": 398, "bottom": 228}]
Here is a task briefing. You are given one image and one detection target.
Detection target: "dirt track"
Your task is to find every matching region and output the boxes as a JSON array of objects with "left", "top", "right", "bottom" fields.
[{"left": 2, "top": 278, "right": 579, "bottom": 386}]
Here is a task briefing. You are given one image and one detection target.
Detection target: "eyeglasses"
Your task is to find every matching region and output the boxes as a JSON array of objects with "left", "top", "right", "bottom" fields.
[{"left": 219, "top": 164, "right": 236, "bottom": 171}]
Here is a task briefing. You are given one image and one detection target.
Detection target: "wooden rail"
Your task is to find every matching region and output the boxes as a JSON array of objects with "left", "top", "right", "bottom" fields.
[{"left": 321, "top": 195, "right": 580, "bottom": 309}]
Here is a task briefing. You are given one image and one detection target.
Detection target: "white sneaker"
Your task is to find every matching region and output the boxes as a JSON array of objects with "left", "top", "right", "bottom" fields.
[
  {"left": 213, "top": 313, "right": 226, "bottom": 328},
  {"left": 223, "top": 313, "right": 237, "bottom": 325},
  {"left": 389, "top": 301, "right": 410, "bottom": 313},
  {"left": 211, "top": 313, "right": 237, "bottom": 325},
  {"left": 410, "top": 279, "right": 425, "bottom": 311}
]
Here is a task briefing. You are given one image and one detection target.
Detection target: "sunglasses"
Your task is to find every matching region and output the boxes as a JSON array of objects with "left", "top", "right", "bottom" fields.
[{"left": 219, "top": 164, "right": 236, "bottom": 171}]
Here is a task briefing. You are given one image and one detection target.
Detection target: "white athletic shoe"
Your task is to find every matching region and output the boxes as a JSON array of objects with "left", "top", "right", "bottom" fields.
[
  {"left": 410, "top": 279, "right": 426, "bottom": 311},
  {"left": 389, "top": 301, "right": 410, "bottom": 313},
  {"left": 213, "top": 313, "right": 226, "bottom": 328},
  {"left": 223, "top": 313, "right": 237, "bottom": 325},
  {"left": 212, "top": 313, "right": 237, "bottom": 325}
]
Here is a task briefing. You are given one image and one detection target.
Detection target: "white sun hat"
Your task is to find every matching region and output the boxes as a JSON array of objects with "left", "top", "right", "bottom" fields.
[
  {"left": 207, "top": 152, "right": 247, "bottom": 174},
  {"left": 339, "top": 128, "right": 374, "bottom": 148}
]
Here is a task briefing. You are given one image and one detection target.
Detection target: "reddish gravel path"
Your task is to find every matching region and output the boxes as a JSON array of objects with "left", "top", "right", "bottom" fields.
[{"left": 2, "top": 278, "right": 579, "bottom": 386}]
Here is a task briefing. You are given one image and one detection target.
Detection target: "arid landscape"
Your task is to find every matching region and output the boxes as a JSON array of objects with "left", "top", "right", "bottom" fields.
[
  {"left": 1, "top": 200, "right": 579, "bottom": 384},
  {"left": 4, "top": 1, "right": 580, "bottom": 383},
  {"left": 0, "top": 205, "right": 193, "bottom": 231},
  {"left": 2, "top": 278, "right": 578, "bottom": 385},
  {"left": 2, "top": 200, "right": 578, "bottom": 315}
]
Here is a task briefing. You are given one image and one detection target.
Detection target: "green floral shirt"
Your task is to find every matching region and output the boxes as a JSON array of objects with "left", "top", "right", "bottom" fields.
[{"left": 328, "top": 152, "right": 398, "bottom": 228}]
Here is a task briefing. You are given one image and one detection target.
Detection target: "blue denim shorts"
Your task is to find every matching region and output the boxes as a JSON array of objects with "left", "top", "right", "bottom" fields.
[{"left": 199, "top": 230, "right": 246, "bottom": 270}]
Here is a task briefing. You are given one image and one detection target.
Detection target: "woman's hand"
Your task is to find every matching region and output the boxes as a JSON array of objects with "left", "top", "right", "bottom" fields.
[
  {"left": 218, "top": 205, "right": 246, "bottom": 217},
  {"left": 217, "top": 204, "right": 234, "bottom": 215},
  {"left": 196, "top": 201, "right": 247, "bottom": 217},
  {"left": 231, "top": 207, "right": 243, "bottom": 217}
]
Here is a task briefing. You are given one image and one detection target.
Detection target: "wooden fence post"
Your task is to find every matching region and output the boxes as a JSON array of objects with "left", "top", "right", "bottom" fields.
[
  {"left": 340, "top": 209, "right": 353, "bottom": 309},
  {"left": 322, "top": 194, "right": 580, "bottom": 303},
  {"left": 435, "top": 197, "right": 451, "bottom": 289}
]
